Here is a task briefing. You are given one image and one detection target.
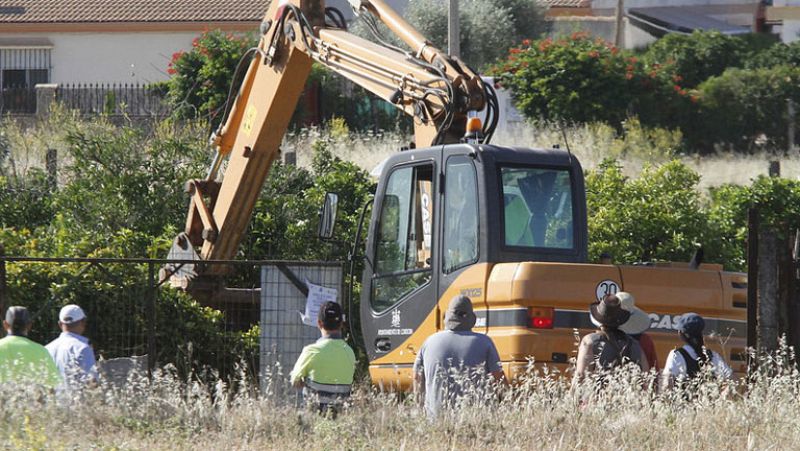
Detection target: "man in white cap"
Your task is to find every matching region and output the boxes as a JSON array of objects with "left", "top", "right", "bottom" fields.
[
  {"left": 46, "top": 304, "right": 98, "bottom": 388},
  {"left": 413, "top": 295, "right": 506, "bottom": 418}
]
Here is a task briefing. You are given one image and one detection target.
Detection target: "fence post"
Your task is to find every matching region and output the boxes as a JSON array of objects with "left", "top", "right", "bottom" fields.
[
  {"left": 0, "top": 244, "right": 6, "bottom": 317},
  {"left": 146, "top": 262, "right": 156, "bottom": 375},
  {"left": 758, "top": 226, "right": 779, "bottom": 354},
  {"left": 793, "top": 230, "right": 800, "bottom": 353},
  {"left": 769, "top": 161, "right": 781, "bottom": 177},
  {"left": 34, "top": 83, "right": 58, "bottom": 117},
  {"left": 778, "top": 229, "right": 794, "bottom": 350},
  {"left": 789, "top": 98, "right": 796, "bottom": 154},
  {"left": 747, "top": 209, "right": 759, "bottom": 374},
  {"left": 46, "top": 149, "right": 57, "bottom": 190}
]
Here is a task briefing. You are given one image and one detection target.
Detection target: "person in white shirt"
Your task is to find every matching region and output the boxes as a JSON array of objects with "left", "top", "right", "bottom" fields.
[
  {"left": 661, "top": 312, "right": 732, "bottom": 391},
  {"left": 46, "top": 304, "right": 98, "bottom": 388}
]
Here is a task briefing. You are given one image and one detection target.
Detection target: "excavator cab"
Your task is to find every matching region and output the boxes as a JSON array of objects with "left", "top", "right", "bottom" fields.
[{"left": 359, "top": 143, "right": 587, "bottom": 365}]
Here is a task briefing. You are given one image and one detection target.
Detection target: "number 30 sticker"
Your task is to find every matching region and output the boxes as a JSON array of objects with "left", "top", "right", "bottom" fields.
[{"left": 596, "top": 280, "right": 619, "bottom": 301}]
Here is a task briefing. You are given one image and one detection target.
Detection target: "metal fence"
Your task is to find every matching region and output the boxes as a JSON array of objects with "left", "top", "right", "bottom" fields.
[
  {"left": 56, "top": 83, "right": 169, "bottom": 117},
  {"left": 260, "top": 263, "right": 344, "bottom": 395},
  {"left": 0, "top": 256, "right": 344, "bottom": 386}
]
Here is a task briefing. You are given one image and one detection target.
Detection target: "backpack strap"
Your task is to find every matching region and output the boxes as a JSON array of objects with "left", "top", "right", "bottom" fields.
[{"left": 676, "top": 347, "right": 701, "bottom": 379}]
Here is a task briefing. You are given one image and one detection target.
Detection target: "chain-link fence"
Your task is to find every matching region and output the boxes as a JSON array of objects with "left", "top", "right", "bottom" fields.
[
  {"left": 0, "top": 256, "right": 344, "bottom": 388},
  {"left": 260, "top": 262, "right": 344, "bottom": 396}
]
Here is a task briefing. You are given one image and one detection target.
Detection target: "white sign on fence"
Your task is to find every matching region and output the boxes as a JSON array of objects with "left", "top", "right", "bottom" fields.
[{"left": 300, "top": 281, "right": 338, "bottom": 326}]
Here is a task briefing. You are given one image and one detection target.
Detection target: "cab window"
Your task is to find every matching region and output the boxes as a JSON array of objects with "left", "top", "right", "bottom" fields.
[
  {"left": 443, "top": 156, "right": 478, "bottom": 273},
  {"left": 501, "top": 166, "right": 574, "bottom": 249},
  {"left": 371, "top": 164, "right": 434, "bottom": 312}
]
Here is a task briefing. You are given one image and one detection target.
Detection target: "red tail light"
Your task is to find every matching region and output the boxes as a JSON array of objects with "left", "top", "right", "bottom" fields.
[{"left": 529, "top": 307, "right": 554, "bottom": 329}]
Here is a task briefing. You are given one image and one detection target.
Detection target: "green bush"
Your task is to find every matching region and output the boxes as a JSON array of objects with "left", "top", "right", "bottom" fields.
[
  {"left": 586, "top": 159, "right": 709, "bottom": 264},
  {"left": 0, "top": 227, "right": 251, "bottom": 378},
  {"left": 52, "top": 120, "right": 207, "bottom": 248},
  {"left": 165, "top": 30, "right": 256, "bottom": 125},
  {"left": 248, "top": 139, "right": 375, "bottom": 262},
  {"left": 491, "top": 34, "right": 689, "bottom": 128},
  {"left": 641, "top": 31, "right": 749, "bottom": 88},
  {"left": 0, "top": 170, "right": 53, "bottom": 230},
  {"left": 745, "top": 40, "right": 800, "bottom": 69},
  {"left": 707, "top": 176, "right": 800, "bottom": 270},
  {"left": 697, "top": 65, "right": 800, "bottom": 151}
]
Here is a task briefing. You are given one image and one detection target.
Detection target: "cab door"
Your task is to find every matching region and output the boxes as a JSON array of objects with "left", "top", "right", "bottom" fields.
[
  {"left": 437, "top": 148, "right": 488, "bottom": 330},
  {"left": 361, "top": 159, "right": 439, "bottom": 362}
]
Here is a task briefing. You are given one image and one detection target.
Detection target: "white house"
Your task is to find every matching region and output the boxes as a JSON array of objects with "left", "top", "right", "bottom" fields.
[
  {"left": 0, "top": 1, "right": 271, "bottom": 87},
  {"left": 541, "top": 0, "right": 761, "bottom": 48},
  {"left": 0, "top": 0, "right": 415, "bottom": 89},
  {"left": 766, "top": 1, "right": 800, "bottom": 42}
]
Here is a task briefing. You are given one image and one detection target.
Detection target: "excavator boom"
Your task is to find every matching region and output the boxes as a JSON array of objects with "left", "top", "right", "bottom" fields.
[{"left": 166, "top": 0, "right": 497, "bottom": 291}]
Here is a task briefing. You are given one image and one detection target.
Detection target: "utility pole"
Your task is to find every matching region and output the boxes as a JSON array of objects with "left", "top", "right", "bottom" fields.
[
  {"left": 448, "top": 0, "right": 460, "bottom": 57},
  {"left": 614, "top": 0, "right": 625, "bottom": 48}
]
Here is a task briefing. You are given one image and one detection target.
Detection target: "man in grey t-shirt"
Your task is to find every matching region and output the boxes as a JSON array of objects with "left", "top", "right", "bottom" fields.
[{"left": 413, "top": 295, "right": 506, "bottom": 418}]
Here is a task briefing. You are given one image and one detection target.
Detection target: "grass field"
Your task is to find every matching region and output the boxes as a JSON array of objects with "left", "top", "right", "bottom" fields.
[{"left": 3, "top": 357, "right": 799, "bottom": 450}]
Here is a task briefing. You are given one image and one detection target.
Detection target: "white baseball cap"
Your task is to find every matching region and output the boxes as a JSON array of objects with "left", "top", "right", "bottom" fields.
[{"left": 59, "top": 304, "right": 86, "bottom": 324}]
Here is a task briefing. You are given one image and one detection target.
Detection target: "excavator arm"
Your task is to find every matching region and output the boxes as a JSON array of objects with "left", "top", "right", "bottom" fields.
[{"left": 166, "top": 0, "right": 497, "bottom": 292}]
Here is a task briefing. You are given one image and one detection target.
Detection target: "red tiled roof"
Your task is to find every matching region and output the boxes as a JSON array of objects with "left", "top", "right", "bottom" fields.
[
  {"left": 0, "top": 0, "right": 271, "bottom": 24},
  {"left": 538, "top": 0, "right": 592, "bottom": 8}
]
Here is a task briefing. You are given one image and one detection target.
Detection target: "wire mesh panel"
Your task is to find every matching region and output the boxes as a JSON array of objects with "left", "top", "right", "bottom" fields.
[
  {"left": 260, "top": 263, "right": 343, "bottom": 394},
  {"left": 0, "top": 261, "right": 149, "bottom": 363}
]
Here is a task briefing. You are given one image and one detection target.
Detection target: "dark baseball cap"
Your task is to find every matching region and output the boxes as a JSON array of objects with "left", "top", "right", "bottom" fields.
[
  {"left": 318, "top": 301, "right": 343, "bottom": 329},
  {"left": 677, "top": 312, "right": 705, "bottom": 337},
  {"left": 5, "top": 306, "right": 31, "bottom": 327}
]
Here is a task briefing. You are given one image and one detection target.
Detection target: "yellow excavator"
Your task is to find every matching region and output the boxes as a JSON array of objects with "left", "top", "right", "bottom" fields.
[{"left": 165, "top": 0, "right": 747, "bottom": 388}]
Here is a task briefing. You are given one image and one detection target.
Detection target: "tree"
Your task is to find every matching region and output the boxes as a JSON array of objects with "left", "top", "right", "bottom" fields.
[
  {"left": 745, "top": 39, "right": 800, "bottom": 69},
  {"left": 641, "top": 31, "right": 748, "bottom": 88},
  {"left": 164, "top": 30, "right": 256, "bottom": 125},
  {"left": 586, "top": 159, "right": 710, "bottom": 264},
  {"left": 355, "top": 0, "right": 546, "bottom": 70},
  {"left": 491, "top": 34, "right": 690, "bottom": 127},
  {"left": 52, "top": 120, "right": 208, "bottom": 252},
  {"left": 697, "top": 65, "right": 800, "bottom": 151}
]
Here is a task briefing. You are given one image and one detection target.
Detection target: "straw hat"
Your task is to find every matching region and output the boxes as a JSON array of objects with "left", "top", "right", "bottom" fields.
[{"left": 590, "top": 291, "right": 652, "bottom": 334}]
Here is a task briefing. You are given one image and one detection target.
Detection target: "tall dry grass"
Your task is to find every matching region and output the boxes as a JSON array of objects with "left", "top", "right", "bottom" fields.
[
  {"left": 2, "top": 348, "right": 799, "bottom": 450},
  {"left": 285, "top": 121, "right": 800, "bottom": 193},
  {"left": 4, "top": 112, "right": 797, "bottom": 194}
]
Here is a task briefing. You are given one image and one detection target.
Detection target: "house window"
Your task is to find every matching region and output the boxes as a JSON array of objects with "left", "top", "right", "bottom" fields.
[{"left": 0, "top": 47, "right": 51, "bottom": 88}]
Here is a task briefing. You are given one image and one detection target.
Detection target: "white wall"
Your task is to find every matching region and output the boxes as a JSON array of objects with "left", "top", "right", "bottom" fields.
[
  {"left": 774, "top": 0, "right": 800, "bottom": 42},
  {"left": 593, "top": 0, "right": 754, "bottom": 9},
  {"left": 0, "top": 31, "right": 203, "bottom": 84}
]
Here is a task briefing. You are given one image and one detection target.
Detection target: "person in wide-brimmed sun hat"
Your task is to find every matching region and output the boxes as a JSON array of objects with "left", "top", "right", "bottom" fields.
[
  {"left": 575, "top": 294, "right": 649, "bottom": 384},
  {"left": 589, "top": 292, "right": 658, "bottom": 371}
]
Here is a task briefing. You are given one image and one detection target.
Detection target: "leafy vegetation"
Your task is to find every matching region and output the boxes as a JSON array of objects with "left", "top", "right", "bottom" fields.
[
  {"left": 164, "top": 30, "right": 255, "bottom": 125},
  {"left": 494, "top": 31, "right": 800, "bottom": 153},
  {"left": 354, "top": 0, "right": 546, "bottom": 70},
  {"left": 697, "top": 65, "right": 800, "bottom": 151},
  {"left": 491, "top": 33, "right": 691, "bottom": 130}
]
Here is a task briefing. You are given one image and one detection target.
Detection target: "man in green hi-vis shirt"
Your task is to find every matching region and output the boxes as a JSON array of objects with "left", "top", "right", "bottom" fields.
[
  {"left": 0, "top": 306, "right": 61, "bottom": 388},
  {"left": 290, "top": 301, "right": 355, "bottom": 416}
]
